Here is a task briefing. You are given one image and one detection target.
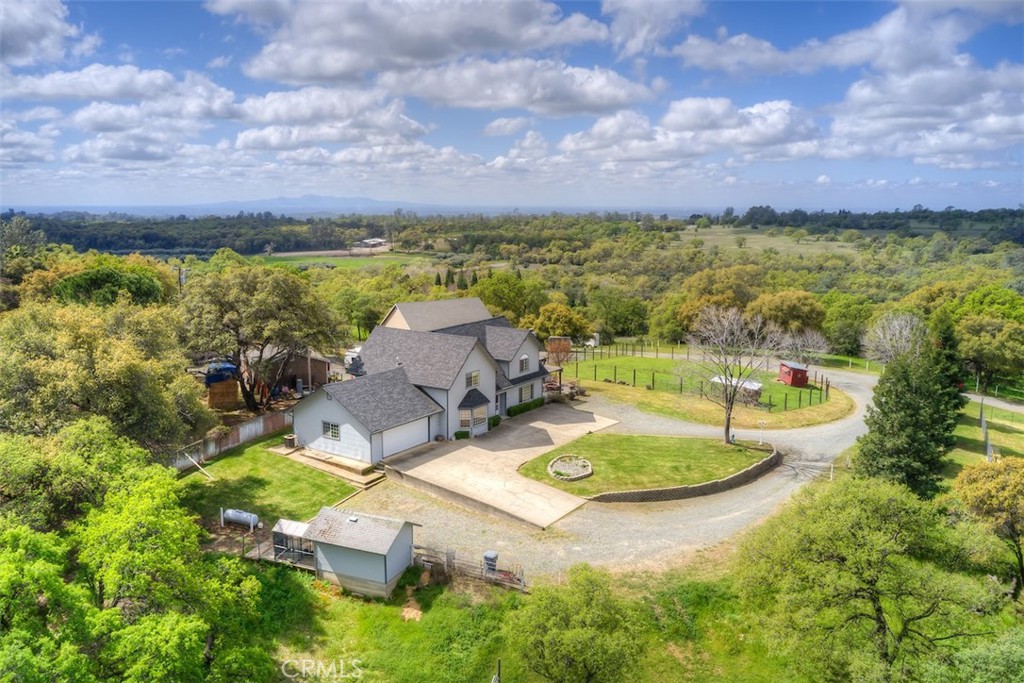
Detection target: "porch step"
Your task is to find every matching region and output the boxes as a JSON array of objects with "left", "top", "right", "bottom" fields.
[{"left": 280, "top": 449, "right": 386, "bottom": 489}]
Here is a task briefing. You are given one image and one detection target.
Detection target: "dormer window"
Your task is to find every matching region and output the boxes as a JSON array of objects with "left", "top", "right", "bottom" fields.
[{"left": 519, "top": 355, "right": 530, "bottom": 373}]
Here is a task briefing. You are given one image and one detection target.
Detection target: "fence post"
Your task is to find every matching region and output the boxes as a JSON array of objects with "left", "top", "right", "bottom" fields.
[
  {"left": 632, "top": 368, "right": 636, "bottom": 387},
  {"left": 651, "top": 371, "right": 655, "bottom": 389},
  {"left": 575, "top": 361, "right": 579, "bottom": 378},
  {"left": 679, "top": 378, "right": 683, "bottom": 394},
  {"left": 768, "top": 395, "right": 773, "bottom": 412},
  {"left": 614, "top": 366, "right": 617, "bottom": 383},
  {"left": 593, "top": 365, "right": 597, "bottom": 381}
]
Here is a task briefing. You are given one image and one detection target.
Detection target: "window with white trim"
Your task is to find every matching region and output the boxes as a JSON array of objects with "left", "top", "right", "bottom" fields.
[
  {"left": 519, "top": 354, "right": 530, "bottom": 373},
  {"left": 459, "top": 410, "right": 472, "bottom": 429},
  {"left": 322, "top": 421, "right": 340, "bottom": 440},
  {"left": 465, "top": 370, "right": 479, "bottom": 388},
  {"left": 519, "top": 384, "right": 534, "bottom": 403},
  {"left": 472, "top": 405, "right": 487, "bottom": 426}
]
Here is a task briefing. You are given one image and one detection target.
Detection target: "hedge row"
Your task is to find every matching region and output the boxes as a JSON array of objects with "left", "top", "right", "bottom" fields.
[{"left": 507, "top": 397, "right": 545, "bottom": 417}]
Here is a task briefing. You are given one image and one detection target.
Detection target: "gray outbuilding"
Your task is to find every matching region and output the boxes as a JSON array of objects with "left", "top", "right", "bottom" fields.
[{"left": 274, "top": 507, "right": 417, "bottom": 598}]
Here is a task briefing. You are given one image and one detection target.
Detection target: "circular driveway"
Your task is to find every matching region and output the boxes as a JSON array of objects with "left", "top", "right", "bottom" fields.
[{"left": 349, "top": 368, "right": 878, "bottom": 576}]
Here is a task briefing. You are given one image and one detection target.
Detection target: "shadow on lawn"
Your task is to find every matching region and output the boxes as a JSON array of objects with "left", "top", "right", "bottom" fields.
[{"left": 178, "top": 474, "right": 271, "bottom": 524}]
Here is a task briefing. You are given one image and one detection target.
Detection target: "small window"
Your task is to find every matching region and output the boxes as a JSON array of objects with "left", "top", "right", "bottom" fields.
[
  {"left": 519, "top": 355, "right": 530, "bottom": 373},
  {"left": 465, "top": 370, "right": 480, "bottom": 388},
  {"left": 519, "top": 384, "right": 534, "bottom": 403},
  {"left": 459, "top": 410, "right": 472, "bottom": 429},
  {"left": 322, "top": 421, "right": 340, "bottom": 440},
  {"left": 472, "top": 405, "right": 487, "bottom": 426}
]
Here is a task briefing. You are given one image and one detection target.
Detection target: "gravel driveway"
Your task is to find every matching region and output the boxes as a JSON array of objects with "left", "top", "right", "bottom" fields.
[{"left": 347, "top": 368, "right": 878, "bottom": 577}]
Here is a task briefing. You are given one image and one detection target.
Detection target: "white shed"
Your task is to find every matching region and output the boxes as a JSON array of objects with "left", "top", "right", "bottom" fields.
[
  {"left": 299, "top": 507, "right": 417, "bottom": 598},
  {"left": 292, "top": 367, "right": 443, "bottom": 464}
]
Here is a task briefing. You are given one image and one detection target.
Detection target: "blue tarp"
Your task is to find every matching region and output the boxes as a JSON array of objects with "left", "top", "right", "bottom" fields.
[{"left": 205, "top": 362, "right": 238, "bottom": 387}]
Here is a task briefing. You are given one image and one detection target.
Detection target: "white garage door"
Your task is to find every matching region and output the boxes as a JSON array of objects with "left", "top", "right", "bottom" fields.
[{"left": 382, "top": 418, "right": 429, "bottom": 457}]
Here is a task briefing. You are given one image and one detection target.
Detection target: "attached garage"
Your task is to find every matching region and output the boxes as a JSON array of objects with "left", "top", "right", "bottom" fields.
[{"left": 292, "top": 367, "right": 442, "bottom": 465}]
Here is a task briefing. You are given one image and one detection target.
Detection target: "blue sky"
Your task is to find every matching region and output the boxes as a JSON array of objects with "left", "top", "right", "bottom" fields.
[{"left": 1, "top": 0, "right": 1021, "bottom": 212}]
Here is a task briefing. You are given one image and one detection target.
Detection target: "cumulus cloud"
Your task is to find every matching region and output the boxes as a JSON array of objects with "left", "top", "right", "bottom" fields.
[
  {"left": 0, "top": 121, "right": 60, "bottom": 164},
  {"left": 815, "top": 174, "right": 831, "bottom": 185},
  {"left": 671, "top": 3, "right": 1004, "bottom": 75},
  {"left": 559, "top": 98, "right": 819, "bottom": 162},
  {"left": 483, "top": 116, "right": 532, "bottom": 137},
  {"left": 601, "top": 0, "right": 704, "bottom": 57},
  {"left": 380, "top": 58, "right": 652, "bottom": 115},
  {"left": 239, "top": 86, "right": 391, "bottom": 125},
  {"left": 208, "top": 0, "right": 608, "bottom": 84},
  {"left": 207, "top": 55, "right": 232, "bottom": 69},
  {"left": 2, "top": 64, "right": 178, "bottom": 100},
  {"left": 825, "top": 62, "right": 1024, "bottom": 166},
  {"left": 236, "top": 99, "right": 427, "bottom": 150},
  {"left": 1, "top": 0, "right": 100, "bottom": 67}
]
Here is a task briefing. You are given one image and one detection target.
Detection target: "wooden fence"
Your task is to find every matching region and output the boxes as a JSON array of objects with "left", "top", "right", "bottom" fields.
[{"left": 168, "top": 410, "right": 293, "bottom": 472}]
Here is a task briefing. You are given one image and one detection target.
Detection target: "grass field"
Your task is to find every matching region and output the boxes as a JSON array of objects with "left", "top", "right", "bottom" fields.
[
  {"left": 265, "top": 253, "right": 427, "bottom": 268},
  {"left": 177, "top": 431, "right": 355, "bottom": 524},
  {"left": 669, "top": 225, "right": 861, "bottom": 256},
  {"left": 564, "top": 355, "right": 854, "bottom": 429},
  {"left": 518, "top": 434, "right": 769, "bottom": 496},
  {"left": 941, "top": 401, "right": 1024, "bottom": 481}
]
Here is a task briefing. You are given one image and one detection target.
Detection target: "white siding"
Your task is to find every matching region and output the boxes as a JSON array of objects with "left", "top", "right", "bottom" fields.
[
  {"left": 507, "top": 336, "right": 542, "bottom": 381},
  {"left": 447, "top": 344, "right": 497, "bottom": 437},
  {"left": 385, "top": 524, "right": 415, "bottom": 583},
  {"left": 315, "top": 543, "right": 385, "bottom": 584},
  {"left": 292, "top": 390, "right": 372, "bottom": 462},
  {"left": 381, "top": 418, "right": 430, "bottom": 457}
]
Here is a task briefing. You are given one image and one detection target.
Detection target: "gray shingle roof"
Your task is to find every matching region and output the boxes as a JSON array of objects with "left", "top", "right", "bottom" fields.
[
  {"left": 435, "top": 317, "right": 536, "bottom": 362},
  {"left": 360, "top": 326, "right": 482, "bottom": 389},
  {"left": 781, "top": 360, "right": 809, "bottom": 371},
  {"left": 320, "top": 367, "right": 442, "bottom": 433},
  {"left": 384, "top": 298, "right": 492, "bottom": 331},
  {"left": 302, "top": 507, "right": 409, "bottom": 554},
  {"left": 458, "top": 388, "right": 491, "bottom": 409}
]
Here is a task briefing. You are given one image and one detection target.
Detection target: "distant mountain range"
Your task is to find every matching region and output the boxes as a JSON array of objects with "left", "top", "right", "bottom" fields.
[{"left": 9, "top": 194, "right": 702, "bottom": 219}]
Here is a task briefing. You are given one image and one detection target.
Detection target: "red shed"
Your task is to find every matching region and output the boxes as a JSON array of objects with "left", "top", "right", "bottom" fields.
[{"left": 778, "top": 361, "right": 809, "bottom": 387}]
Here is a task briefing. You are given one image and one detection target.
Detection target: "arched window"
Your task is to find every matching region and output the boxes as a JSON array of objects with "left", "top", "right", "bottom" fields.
[{"left": 519, "top": 354, "right": 530, "bottom": 373}]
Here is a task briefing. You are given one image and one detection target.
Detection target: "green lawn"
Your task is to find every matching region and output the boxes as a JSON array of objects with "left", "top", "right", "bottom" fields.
[
  {"left": 564, "top": 355, "right": 854, "bottom": 429},
  {"left": 265, "top": 253, "right": 426, "bottom": 269},
  {"left": 518, "top": 434, "right": 769, "bottom": 497},
  {"left": 177, "top": 431, "right": 355, "bottom": 524}
]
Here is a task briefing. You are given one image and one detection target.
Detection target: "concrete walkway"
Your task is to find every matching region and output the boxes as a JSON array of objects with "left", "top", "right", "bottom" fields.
[{"left": 383, "top": 404, "right": 618, "bottom": 528}]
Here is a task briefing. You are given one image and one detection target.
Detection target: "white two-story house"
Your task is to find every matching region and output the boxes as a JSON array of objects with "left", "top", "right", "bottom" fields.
[{"left": 291, "top": 298, "right": 548, "bottom": 463}]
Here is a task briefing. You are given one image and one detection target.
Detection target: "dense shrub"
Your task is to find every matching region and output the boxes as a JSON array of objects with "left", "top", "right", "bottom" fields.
[
  {"left": 488, "top": 415, "right": 501, "bottom": 429},
  {"left": 507, "top": 397, "right": 545, "bottom": 417},
  {"left": 454, "top": 430, "right": 470, "bottom": 440}
]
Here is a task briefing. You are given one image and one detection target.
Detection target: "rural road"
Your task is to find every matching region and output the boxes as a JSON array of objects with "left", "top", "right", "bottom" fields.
[{"left": 351, "top": 369, "right": 878, "bottom": 576}]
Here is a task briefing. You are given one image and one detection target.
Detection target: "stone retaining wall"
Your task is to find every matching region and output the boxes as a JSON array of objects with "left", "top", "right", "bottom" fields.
[{"left": 586, "top": 448, "right": 782, "bottom": 503}]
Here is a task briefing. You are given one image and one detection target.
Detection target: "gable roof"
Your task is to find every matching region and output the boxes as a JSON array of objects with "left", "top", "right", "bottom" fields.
[
  {"left": 435, "top": 317, "right": 538, "bottom": 362},
  {"left": 319, "top": 367, "right": 442, "bottom": 433},
  {"left": 360, "top": 326, "right": 486, "bottom": 389},
  {"left": 381, "top": 297, "right": 492, "bottom": 331},
  {"left": 302, "top": 507, "right": 410, "bottom": 554}
]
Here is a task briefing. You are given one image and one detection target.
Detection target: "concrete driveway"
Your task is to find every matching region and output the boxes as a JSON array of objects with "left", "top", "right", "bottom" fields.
[{"left": 383, "top": 403, "right": 617, "bottom": 528}]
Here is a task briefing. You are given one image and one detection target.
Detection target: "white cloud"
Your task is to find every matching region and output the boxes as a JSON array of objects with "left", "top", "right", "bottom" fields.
[
  {"left": 239, "top": 86, "right": 390, "bottom": 124},
  {"left": 0, "top": 120, "right": 60, "bottom": 163},
  {"left": 207, "top": 55, "right": 232, "bottom": 69},
  {"left": 236, "top": 99, "right": 427, "bottom": 150},
  {"left": 0, "top": 0, "right": 99, "bottom": 67},
  {"left": 380, "top": 58, "right": 652, "bottom": 115},
  {"left": 671, "top": 4, "right": 1002, "bottom": 75},
  {"left": 815, "top": 174, "right": 831, "bottom": 185},
  {"left": 483, "top": 117, "right": 532, "bottom": 137},
  {"left": 601, "top": 0, "right": 704, "bottom": 57},
  {"left": 559, "top": 98, "right": 818, "bottom": 163},
  {"left": 207, "top": 0, "right": 608, "bottom": 84},
  {"left": 2, "top": 64, "right": 178, "bottom": 100}
]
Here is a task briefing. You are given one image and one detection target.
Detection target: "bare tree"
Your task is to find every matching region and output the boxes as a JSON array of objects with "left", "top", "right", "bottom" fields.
[
  {"left": 688, "top": 306, "right": 783, "bottom": 444},
  {"left": 545, "top": 336, "right": 573, "bottom": 368},
  {"left": 782, "top": 329, "right": 830, "bottom": 365},
  {"left": 862, "top": 312, "right": 925, "bottom": 363}
]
